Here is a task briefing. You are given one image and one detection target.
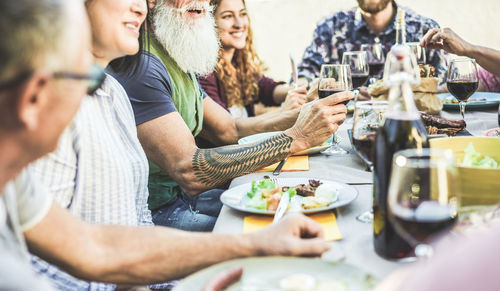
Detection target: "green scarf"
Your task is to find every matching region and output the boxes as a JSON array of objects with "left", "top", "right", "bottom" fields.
[{"left": 146, "top": 36, "right": 204, "bottom": 210}]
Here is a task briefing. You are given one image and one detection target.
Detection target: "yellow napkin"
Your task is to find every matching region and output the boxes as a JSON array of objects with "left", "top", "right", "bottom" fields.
[
  {"left": 257, "top": 155, "right": 309, "bottom": 172},
  {"left": 243, "top": 212, "right": 342, "bottom": 241}
]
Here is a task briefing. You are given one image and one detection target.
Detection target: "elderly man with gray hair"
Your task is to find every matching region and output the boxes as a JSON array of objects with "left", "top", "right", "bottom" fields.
[
  {"left": 0, "top": 0, "right": 92, "bottom": 289},
  {"left": 0, "top": 0, "right": 332, "bottom": 289}
]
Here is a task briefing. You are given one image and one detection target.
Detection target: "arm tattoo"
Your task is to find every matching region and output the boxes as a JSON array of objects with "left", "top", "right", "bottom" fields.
[{"left": 192, "top": 133, "right": 293, "bottom": 187}]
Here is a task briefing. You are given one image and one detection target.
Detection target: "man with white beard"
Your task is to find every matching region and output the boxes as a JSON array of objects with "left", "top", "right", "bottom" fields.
[{"left": 110, "top": 0, "right": 352, "bottom": 231}]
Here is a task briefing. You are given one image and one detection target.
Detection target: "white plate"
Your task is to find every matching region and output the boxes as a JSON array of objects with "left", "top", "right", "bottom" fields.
[
  {"left": 173, "top": 257, "right": 378, "bottom": 291},
  {"left": 238, "top": 131, "right": 331, "bottom": 155},
  {"left": 221, "top": 178, "right": 358, "bottom": 215}
]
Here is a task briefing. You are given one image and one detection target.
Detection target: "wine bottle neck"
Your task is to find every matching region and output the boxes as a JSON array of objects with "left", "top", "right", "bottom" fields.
[
  {"left": 395, "top": 10, "right": 406, "bottom": 44},
  {"left": 395, "top": 26, "right": 406, "bottom": 44}
]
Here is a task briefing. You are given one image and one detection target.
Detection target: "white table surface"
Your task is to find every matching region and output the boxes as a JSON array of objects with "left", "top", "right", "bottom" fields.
[{"left": 212, "top": 107, "right": 498, "bottom": 279}]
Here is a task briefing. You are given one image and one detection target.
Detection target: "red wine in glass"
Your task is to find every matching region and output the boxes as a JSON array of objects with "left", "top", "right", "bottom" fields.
[
  {"left": 353, "top": 132, "right": 376, "bottom": 164},
  {"left": 352, "top": 73, "right": 370, "bottom": 89},
  {"left": 391, "top": 201, "right": 457, "bottom": 246},
  {"left": 318, "top": 89, "right": 349, "bottom": 105},
  {"left": 498, "top": 105, "right": 500, "bottom": 126},
  {"left": 369, "top": 63, "right": 385, "bottom": 77},
  {"left": 447, "top": 81, "right": 478, "bottom": 102},
  {"left": 446, "top": 59, "right": 479, "bottom": 119}
]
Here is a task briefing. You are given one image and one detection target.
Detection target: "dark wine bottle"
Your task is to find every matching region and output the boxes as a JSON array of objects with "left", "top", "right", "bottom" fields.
[{"left": 373, "top": 44, "right": 429, "bottom": 260}]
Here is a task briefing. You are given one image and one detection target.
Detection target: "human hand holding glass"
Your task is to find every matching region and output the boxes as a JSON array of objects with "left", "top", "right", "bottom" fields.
[
  {"left": 318, "top": 64, "right": 352, "bottom": 155},
  {"left": 388, "top": 148, "right": 459, "bottom": 259}
]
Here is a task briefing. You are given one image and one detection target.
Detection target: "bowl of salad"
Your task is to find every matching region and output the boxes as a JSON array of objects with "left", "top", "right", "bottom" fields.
[{"left": 430, "top": 137, "right": 500, "bottom": 206}]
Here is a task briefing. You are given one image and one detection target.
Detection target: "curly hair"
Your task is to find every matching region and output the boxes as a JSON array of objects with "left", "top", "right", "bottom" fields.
[{"left": 210, "top": 0, "right": 264, "bottom": 107}]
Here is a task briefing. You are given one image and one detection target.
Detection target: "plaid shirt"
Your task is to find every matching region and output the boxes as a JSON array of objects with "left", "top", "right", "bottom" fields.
[{"left": 298, "top": 3, "right": 449, "bottom": 84}]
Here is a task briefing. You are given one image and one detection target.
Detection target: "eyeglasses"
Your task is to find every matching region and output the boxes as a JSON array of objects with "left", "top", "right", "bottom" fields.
[
  {"left": 0, "top": 64, "right": 106, "bottom": 95},
  {"left": 53, "top": 64, "right": 106, "bottom": 95}
]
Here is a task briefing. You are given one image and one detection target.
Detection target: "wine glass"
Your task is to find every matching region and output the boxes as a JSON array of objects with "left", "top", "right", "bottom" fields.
[
  {"left": 318, "top": 64, "right": 352, "bottom": 155},
  {"left": 352, "top": 100, "right": 388, "bottom": 170},
  {"left": 407, "top": 42, "right": 426, "bottom": 65},
  {"left": 342, "top": 51, "right": 369, "bottom": 101},
  {"left": 352, "top": 100, "right": 388, "bottom": 223},
  {"left": 446, "top": 58, "right": 479, "bottom": 119},
  {"left": 498, "top": 104, "right": 500, "bottom": 127},
  {"left": 388, "top": 148, "right": 460, "bottom": 259},
  {"left": 360, "top": 43, "right": 386, "bottom": 84}
]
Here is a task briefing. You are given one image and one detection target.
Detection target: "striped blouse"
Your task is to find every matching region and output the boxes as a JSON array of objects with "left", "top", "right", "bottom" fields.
[{"left": 29, "top": 75, "right": 152, "bottom": 291}]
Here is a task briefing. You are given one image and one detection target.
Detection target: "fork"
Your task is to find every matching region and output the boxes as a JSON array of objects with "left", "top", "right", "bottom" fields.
[
  {"left": 271, "top": 177, "right": 289, "bottom": 223},
  {"left": 270, "top": 177, "right": 280, "bottom": 187},
  {"left": 272, "top": 157, "right": 287, "bottom": 176}
]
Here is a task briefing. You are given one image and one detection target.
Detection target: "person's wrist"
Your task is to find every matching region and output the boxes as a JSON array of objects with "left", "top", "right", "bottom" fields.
[
  {"left": 284, "top": 128, "right": 309, "bottom": 153},
  {"left": 243, "top": 233, "right": 267, "bottom": 256},
  {"left": 463, "top": 42, "right": 478, "bottom": 59},
  {"left": 279, "top": 103, "right": 287, "bottom": 113}
]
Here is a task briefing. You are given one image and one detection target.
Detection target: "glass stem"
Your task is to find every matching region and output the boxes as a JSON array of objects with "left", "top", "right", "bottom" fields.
[
  {"left": 459, "top": 101, "right": 466, "bottom": 120},
  {"left": 353, "top": 89, "right": 360, "bottom": 102},
  {"left": 332, "top": 133, "right": 339, "bottom": 145}
]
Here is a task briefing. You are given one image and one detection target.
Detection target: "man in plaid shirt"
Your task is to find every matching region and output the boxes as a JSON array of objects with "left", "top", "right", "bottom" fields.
[{"left": 298, "top": 0, "right": 448, "bottom": 86}]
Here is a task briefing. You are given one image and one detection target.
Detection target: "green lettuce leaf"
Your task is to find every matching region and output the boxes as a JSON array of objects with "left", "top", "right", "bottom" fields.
[
  {"left": 257, "top": 179, "right": 276, "bottom": 190},
  {"left": 247, "top": 193, "right": 267, "bottom": 210},
  {"left": 247, "top": 179, "right": 276, "bottom": 198},
  {"left": 462, "top": 143, "right": 500, "bottom": 169},
  {"left": 286, "top": 187, "right": 297, "bottom": 199}
]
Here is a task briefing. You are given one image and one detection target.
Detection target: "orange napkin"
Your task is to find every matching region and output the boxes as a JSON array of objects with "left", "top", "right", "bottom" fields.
[
  {"left": 257, "top": 155, "right": 309, "bottom": 172},
  {"left": 243, "top": 212, "right": 342, "bottom": 241}
]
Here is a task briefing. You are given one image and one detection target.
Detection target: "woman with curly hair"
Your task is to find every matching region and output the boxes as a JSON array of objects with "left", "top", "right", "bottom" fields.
[{"left": 199, "top": 0, "right": 306, "bottom": 118}]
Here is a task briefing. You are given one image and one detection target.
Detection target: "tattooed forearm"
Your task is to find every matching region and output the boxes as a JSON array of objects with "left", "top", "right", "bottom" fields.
[{"left": 192, "top": 133, "right": 293, "bottom": 187}]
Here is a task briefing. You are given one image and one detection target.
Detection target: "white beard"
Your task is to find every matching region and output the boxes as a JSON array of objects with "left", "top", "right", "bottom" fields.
[{"left": 153, "top": 1, "right": 220, "bottom": 76}]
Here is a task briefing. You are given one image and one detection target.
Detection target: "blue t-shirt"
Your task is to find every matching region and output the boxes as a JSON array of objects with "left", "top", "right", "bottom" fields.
[
  {"left": 108, "top": 49, "right": 207, "bottom": 210},
  {"left": 108, "top": 52, "right": 207, "bottom": 126}
]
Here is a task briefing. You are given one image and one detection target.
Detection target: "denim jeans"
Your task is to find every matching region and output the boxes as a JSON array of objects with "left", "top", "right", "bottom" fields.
[{"left": 151, "top": 189, "right": 224, "bottom": 232}]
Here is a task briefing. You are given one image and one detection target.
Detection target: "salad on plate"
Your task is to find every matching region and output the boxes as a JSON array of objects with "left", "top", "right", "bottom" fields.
[{"left": 246, "top": 177, "right": 339, "bottom": 211}]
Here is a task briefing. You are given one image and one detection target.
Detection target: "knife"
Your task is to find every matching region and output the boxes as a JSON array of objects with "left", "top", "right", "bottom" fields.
[
  {"left": 289, "top": 52, "right": 299, "bottom": 89},
  {"left": 273, "top": 157, "right": 287, "bottom": 176},
  {"left": 273, "top": 191, "right": 290, "bottom": 224}
]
